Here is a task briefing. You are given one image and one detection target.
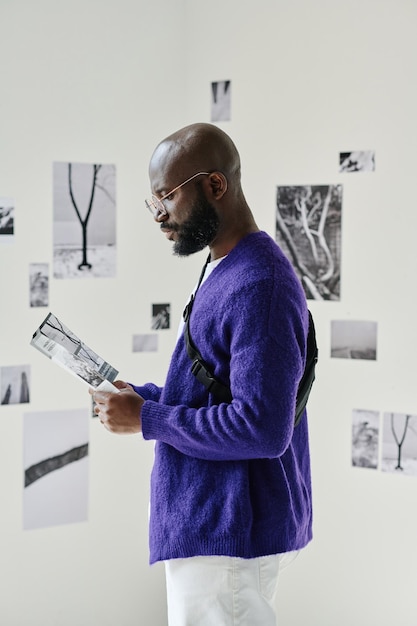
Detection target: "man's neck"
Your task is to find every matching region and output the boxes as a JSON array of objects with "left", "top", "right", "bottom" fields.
[{"left": 209, "top": 224, "right": 260, "bottom": 260}]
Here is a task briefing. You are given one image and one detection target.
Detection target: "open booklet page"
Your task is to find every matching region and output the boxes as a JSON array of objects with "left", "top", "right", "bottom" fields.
[{"left": 30, "top": 312, "right": 119, "bottom": 392}]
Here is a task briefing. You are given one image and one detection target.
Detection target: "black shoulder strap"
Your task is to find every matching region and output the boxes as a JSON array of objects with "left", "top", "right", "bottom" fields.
[
  {"left": 183, "top": 258, "right": 318, "bottom": 423},
  {"left": 183, "top": 256, "right": 232, "bottom": 404},
  {"left": 293, "top": 310, "right": 318, "bottom": 426}
]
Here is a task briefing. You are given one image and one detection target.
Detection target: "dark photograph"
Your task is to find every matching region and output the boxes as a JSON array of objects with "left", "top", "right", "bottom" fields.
[{"left": 152, "top": 303, "right": 171, "bottom": 330}]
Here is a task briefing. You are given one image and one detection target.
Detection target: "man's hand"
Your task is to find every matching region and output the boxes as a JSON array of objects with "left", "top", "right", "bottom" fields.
[{"left": 90, "top": 380, "right": 144, "bottom": 434}]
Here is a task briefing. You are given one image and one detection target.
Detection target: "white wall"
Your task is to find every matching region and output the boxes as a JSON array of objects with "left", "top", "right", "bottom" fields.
[
  {"left": 1, "top": 0, "right": 416, "bottom": 624},
  {"left": 0, "top": 1, "right": 190, "bottom": 624},
  {"left": 183, "top": 1, "right": 417, "bottom": 625}
]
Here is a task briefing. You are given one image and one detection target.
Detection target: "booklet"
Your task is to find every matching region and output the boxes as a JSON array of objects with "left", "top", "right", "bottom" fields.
[{"left": 30, "top": 312, "right": 119, "bottom": 392}]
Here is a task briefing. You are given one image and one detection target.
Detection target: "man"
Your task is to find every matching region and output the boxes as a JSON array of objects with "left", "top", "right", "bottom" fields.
[{"left": 92, "top": 123, "right": 313, "bottom": 626}]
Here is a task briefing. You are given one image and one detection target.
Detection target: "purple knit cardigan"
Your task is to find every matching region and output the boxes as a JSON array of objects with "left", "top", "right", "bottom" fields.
[{"left": 133, "top": 231, "right": 313, "bottom": 564}]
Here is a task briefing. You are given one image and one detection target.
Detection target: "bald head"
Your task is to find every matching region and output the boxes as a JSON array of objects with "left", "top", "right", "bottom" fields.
[
  {"left": 149, "top": 123, "right": 241, "bottom": 186},
  {"left": 148, "top": 123, "right": 259, "bottom": 258}
]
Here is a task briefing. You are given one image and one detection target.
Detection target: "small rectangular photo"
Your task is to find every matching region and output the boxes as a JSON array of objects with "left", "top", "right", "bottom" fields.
[
  {"left": 1, "top": 364, "right": 31, "bottom": 405},
  {"left": 331, "top": 320, "right": 377, "bottom": 360},
  {"left": 381, "top": 412, "right": 417, "bottom": 476},
  {"left": 339, "top": 151, "right": 375, "bottom": 172},
  {"left": 152, "top": 303, "right": 170, "bottom": 330},
  {"left": 29, "top": 263, "right": 49, "bottom": 307},
  {"left": 132, "top": 334, "right": 158, "bottom": 352},
  {"left": 352, "top": 409, "right": 380, "bottom": 469},
  {"left": 211, "top": 80, "right": 231, "bottom": 122},
  {"left": 0, "top": 197, "right": 15, "bottom": 242}
]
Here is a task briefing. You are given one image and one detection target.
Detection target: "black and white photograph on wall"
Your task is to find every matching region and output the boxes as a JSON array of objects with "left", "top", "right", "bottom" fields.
[
  {"left": 352, "top": 409, "right": 380, "bottom": 469},
  {"left": 339, "top": 151, "right": 375, "bottom": 172},
  {"left": 211, "top": 80, "right": 231, "bottom": 122},
  {"left": 29, "top": 263, "right": 49, "bottom": 307},
  {"left": 23, "top": 408, "right": 89, "bottom": 530},
  {"left": 331, "top": 320, "right": 377, "bottom": 360},
  {"left": 276, "top": 185, "right": 343, "bottom": 300},
  {"left": 1, "top": 365, "right": 30, "bottom": 405},
  {"left": 132, "top": 334, "right": 159, "bottom": 352},
  {"left": 0, "top": 196, "right": 14, "bottom": 241},
  {"left": 381, "top": 412, "right": 417, "bottom": 477},
  {"left": 53, "top": 161, "right": 116, "bottom": 278},
  {"left": 152, "top": 303, "right": 170, "bottom": 330}
]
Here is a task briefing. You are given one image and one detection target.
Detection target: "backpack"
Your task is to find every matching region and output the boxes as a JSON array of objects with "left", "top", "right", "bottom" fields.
[{"left": 183, "top": 258, "right": 318, "bottom": 426}]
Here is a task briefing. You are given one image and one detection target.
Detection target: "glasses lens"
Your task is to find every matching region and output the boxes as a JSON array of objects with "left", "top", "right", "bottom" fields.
[
  {"left": 145, "top": 196, "right": 167, "bottom": 218},
  {"left": 145, "top": 198, "right": 156, "bottom": 216}
]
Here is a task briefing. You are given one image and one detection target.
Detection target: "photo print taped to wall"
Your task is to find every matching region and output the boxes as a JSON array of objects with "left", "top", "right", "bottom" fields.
[
  {"left": 53, "top": 162, "right": 116, "bottom": 278},
  {"left": 276, "top": 185, "right": 342, "bottom": 300},
  {"left": 331, "top": 320, "right": 377, "bottom": 360},
  {"left": 29, "top": 263, "right": 49, "bottom": 307},
  {"left": 0, "top": 196, "right": 15, "bottom": 242},
  {"left": 23, "top": 407, "right": 89, "bottom": 530},
  {"left": 352, "top": 409, "right": 380, "bottom": 470},
  {"left": 211, "top": 80, "right": 231, "bottom": 122},
  {"left": 1, "top": 365, "right": 30, "bottom": 405},
  {"left": 382, "top": 412, "right": 417, "bottom": 477},
  {"left": 339, "top": 151, "right": 375, "bottom": 173},
  {"left": 152, "top": 304, "right": 170, "bottom": 330}
]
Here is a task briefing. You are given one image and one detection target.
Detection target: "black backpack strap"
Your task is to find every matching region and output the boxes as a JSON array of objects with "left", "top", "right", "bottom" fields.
[
  {"left": 183, "top": 260, "right": 232, "bottom": 404},
  {"left": 183, "top": 257, "right": 318, "bottom": 419},
  {"left": 293, "top": 310, "right": 318, "bottom": 426}
]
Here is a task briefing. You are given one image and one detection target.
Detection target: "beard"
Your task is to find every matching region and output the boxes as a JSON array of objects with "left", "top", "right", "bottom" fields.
[{"left": 164, "top": 187, "right": 220, "bottom": 257}]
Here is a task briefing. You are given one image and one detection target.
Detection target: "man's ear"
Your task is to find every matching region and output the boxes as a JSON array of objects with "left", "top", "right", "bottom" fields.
[{"left": 207, "top": 172, "right": 228, "bottom": 200}]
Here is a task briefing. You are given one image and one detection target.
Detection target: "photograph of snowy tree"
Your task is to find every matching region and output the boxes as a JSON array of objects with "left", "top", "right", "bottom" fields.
[
  {"left": 276, "top": 184, "right": 342, "bottom": 300},
  {"left": 53, "top": 162, "right": 116, "bottom": 278},
  {"left": 382, "top": 412, "right": 417, "bottom": 477}
]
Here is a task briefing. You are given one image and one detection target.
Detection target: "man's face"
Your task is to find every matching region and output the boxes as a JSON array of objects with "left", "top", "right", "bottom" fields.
[{"left": 160, "top": 184, "right": 220, "bottom": 257}]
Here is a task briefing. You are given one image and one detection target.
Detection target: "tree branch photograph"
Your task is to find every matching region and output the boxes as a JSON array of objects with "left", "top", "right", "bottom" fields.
[
  {"left": 276, "top": 184, "right": 342, "bottom": 300},
  {"left": 53, "top": 161, "right": 116, "bottom": 278},
  {"left": 382, "top": 412, "right": 417, "bottom": 476}
]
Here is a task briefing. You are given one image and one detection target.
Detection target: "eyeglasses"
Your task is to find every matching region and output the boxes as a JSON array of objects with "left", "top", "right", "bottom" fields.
[{"left": 145, "top": 171, "right": 210, "bottom": 219}]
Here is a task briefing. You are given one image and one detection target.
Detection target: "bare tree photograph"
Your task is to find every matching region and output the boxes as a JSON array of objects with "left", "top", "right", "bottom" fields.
[
  {"left": 352, "top": 409, "right": 380, "bottom": 469},
  {"left": 382, "top": 412, "right": 417, "bottom": 476},
  {"left": 331, "top": 320, "right": 377, "bottom": 360},
  {"left": 152, "top": 303, "right": 170, "bottom": 330},
  {"left": 29, "top": 262, "right": 49, "bottom": 307},
  {"left": 339, "top": 151, "right": 375, "bottom": 172},
  {"left": 1, "top": 365, "right": 30, "bottom": 405},
  {"left": 0, "top": 196, "right": 14, "bottom": 241},
  {"left": 53, "top": 161, "right": 116, "bottom": 278},
  {"left": 211, "top": 80, "right": 231, "bottom": 122},
  {"left": 23, "top": 408, "right": 89, "bottom": 530},
  {"left": 276, "top": 185, "right": 342, "bottom": 300}
]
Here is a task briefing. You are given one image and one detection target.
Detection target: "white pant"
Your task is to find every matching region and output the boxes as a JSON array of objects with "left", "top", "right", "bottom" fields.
[{"left": 164, "top": 553, "right": 298, "bottom": 626}]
